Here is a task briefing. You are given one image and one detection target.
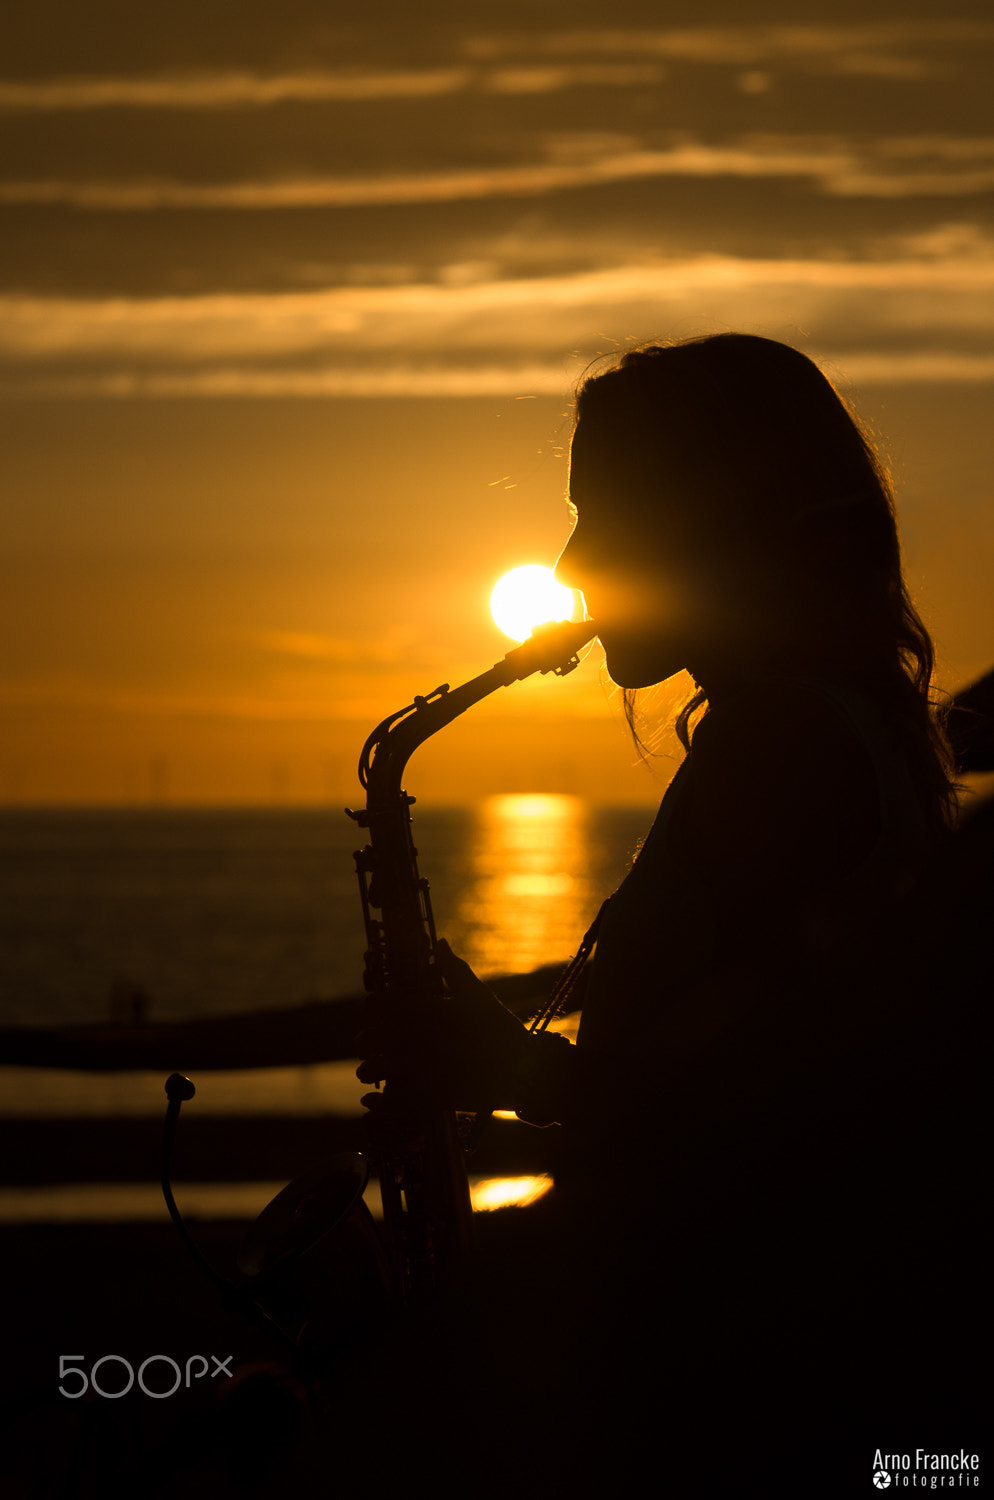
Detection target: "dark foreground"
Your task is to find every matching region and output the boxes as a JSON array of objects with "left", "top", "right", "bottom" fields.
[
  {"left": 2, "top": 793, "right": 990, "bottom": 1499},
  {"left": 2, "top": 1192, "right": 986, "bottom": 1500}
]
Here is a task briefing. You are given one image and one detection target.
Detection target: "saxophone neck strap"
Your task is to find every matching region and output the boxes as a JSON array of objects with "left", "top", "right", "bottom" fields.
[{"left": 530, "top": 896, "right": 612, "bottom": 1034}]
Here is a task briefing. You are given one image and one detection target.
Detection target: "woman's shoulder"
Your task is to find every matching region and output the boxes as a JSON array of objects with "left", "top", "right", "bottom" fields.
[
  {"left": 681, "top": 675, "right": 882, "bottom": 885},
  {"left": 688, "top": 674, "right": 882, "bottom": 803}
]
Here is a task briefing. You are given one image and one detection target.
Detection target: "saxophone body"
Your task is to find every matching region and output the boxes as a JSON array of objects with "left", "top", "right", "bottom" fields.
[{"left": 348, "top": 619, "right": 596, "bottom": 1303}]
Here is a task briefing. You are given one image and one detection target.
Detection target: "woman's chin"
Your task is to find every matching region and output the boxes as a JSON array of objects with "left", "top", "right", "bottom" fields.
[{"left": 601, "top": 635, "right": 684, "bottom": 690}]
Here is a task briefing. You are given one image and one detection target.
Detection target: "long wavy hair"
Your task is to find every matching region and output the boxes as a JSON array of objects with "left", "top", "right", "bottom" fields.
[{"left": 574, "top": 334, "right": 958, "bottom": 835}]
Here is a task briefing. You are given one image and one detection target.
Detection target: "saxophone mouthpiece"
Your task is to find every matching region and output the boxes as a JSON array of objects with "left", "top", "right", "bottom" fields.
[{"left": 501, "top": 618, "right": 597, "bottom": 681}]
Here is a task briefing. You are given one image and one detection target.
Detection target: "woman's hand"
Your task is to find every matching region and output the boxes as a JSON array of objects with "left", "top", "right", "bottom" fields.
[{"left": 356, "top": 940, "right": 532, "bottom": 1113}]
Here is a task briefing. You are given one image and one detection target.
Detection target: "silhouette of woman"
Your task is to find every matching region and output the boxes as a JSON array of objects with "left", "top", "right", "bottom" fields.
[
  {"left": 413, "top": 334, "right": 955, "bottom": 1114},
  {"left": 361, "top": 335, "right": 965, "bottom": 1491}
]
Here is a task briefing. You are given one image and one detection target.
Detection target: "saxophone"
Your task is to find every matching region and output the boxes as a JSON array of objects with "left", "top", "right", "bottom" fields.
[
  {"left": 347, "top": 618, "right": 596, "bottom": 1304},
  {"left": 160, "top": 619, "right": 596, "bottom": 1367}
]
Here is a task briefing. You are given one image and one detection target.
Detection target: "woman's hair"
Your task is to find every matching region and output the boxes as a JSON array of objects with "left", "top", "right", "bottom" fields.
[{"left": 574, "top": 333, "right": 958, "bottom": 833}]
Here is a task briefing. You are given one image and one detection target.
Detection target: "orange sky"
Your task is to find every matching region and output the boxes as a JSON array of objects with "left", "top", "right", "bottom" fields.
[
  {"left": 3, "top": 383, "right": 993, "bottom": 807},
  {"left": 2, "top": 5, "right": 993, "bottom": 804}
]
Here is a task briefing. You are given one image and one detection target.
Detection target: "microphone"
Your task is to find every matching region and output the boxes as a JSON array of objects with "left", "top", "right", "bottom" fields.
[
  {"left": 159, "top": 1071, "right": 301, "bottom": 1358},
  {"left": 165, "top": 1072, "right": 196, "bottom": 1104}
]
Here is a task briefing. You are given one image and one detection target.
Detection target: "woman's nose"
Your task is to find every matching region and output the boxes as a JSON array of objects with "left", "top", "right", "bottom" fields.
[{"left": 554, "top": 533, "right": 583, "bottom": 592}]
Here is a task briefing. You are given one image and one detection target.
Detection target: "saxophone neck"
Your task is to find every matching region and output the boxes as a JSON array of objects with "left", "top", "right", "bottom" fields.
[{"left": 359, "top": 619, "right": 597, "bottom": 800}]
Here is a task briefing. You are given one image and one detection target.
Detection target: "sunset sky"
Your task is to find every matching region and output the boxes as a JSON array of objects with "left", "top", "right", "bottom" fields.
[{"left": 3, "top": 1, "right": 993, "bottom": 804}]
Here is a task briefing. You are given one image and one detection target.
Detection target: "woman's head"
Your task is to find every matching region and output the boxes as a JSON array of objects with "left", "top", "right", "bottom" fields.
[
  {"left": 557, "top": 333, "right": 956, "bottom": 827},
  {"left": 558, "top": 334, "right": 906, "bottom": 692}
]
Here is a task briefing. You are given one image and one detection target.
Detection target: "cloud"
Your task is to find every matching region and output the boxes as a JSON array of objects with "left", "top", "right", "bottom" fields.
[
  {"left": 4, "top": 250, "right": 994, "bottom": 338},
  {"left": 4, "top": 133, "right": 994, "bottom": 210},
  {"left": 468, "top": 21, "right": 994, "bottom": 75},
  {"left": 8, "top": 20, "right": 990, "bottom": 116},
  {"left": 255, "top": 629, "right": 413, "bottom": 663},
  {"left": 0, "top": 68, "right": 475, "bottom": 111},
  {"left": 823, "top": 353, "right": 994, "bottom": 383},
  {"left": 3, "top": 249, "right": 994, "bottom": 395},
  {"left": 8, "top": 356, "right": 994, "bottom": 400},
  {"left": 486, "top": 64, "right": 663, "bottom": 93},
  {"left": 0, "top": 63, "right": 670, "bottom": 113},
  {"left": 0, "top": 674, "right": 397, "bottom": 724},
  {"left": 0, "top": 365, "right": 574, "bottom": 398}
]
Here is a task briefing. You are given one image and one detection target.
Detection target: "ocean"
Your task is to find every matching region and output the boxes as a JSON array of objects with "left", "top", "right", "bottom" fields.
[
  {"left": 0, "top": 797, "right": 656, "bottom": 1030},
  {"left": 0, "top": 796, "right": 655, "bottom": 1219}
]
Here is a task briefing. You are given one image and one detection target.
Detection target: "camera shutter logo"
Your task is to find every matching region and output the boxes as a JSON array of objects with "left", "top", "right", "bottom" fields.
[{"left": 873, "top": 1471, "right": 892, "bottom": 1490}]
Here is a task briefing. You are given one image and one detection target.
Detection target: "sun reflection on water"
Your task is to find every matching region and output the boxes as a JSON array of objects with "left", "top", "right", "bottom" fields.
[
  {"left": 452, "top": 793, "right": 595, "bottom": 978},
  {"left": 469, "top": 1175, "right": 553, "bottom": 1211}
]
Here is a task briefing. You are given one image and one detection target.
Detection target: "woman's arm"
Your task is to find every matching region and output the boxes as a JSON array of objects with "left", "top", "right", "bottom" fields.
[{"left": 357, "top": 939, "right": 589, "bottom": 1124}]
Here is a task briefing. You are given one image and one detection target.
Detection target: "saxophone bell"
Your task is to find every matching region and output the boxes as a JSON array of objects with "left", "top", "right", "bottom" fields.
[{"left": 235, "top": 1154, "right": 393, "bottom": 1358}]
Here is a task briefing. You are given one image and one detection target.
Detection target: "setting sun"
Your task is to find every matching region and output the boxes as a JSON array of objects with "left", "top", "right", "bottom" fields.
[{"left": 490, "top": 565, "right": 576, "bottom": 643}]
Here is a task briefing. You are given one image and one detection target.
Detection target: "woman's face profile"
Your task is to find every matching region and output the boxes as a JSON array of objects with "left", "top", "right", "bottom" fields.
[{"left": 556, "top": 418, "right": 719, "bottom": 690}]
